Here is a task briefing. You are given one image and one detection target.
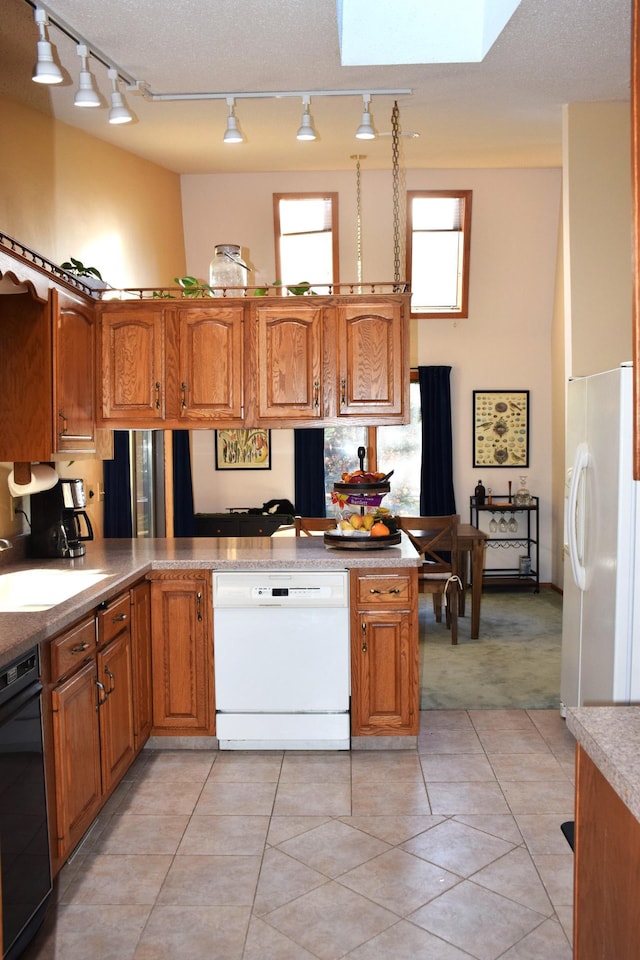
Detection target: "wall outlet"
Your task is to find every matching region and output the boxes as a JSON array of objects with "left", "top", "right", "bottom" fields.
[{"left": 10, "top": 496, "right": 21, "bottom": 521}]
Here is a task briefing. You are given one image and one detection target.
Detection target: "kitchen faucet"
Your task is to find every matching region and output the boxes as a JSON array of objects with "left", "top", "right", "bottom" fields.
[{"left": 0, "top": 539, "right": 13, "bottom": 551}]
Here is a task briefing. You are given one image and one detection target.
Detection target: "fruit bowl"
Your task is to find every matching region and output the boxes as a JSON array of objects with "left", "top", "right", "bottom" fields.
[{"left": 324, "top": 530, "right": 402, "bottom": 550}]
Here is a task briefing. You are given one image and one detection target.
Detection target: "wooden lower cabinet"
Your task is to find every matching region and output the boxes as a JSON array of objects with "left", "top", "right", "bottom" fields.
[
  {"left": 149, "top": 571, "right": 214, "bottom": 736},
  {"left": 574, "top": 745, "right": 640, "bottom": 959},
  {"left": 350, "top": 568, "right": 419, "bottom": 736},
  {"left": 51, "top": 653, "right": 102, "bottom": 861},
  {"left": 131, "top": 580, "right": 153, "bottom": 752},
  {"left": 47, "top": 584, "right": 150, "bottom": 869}
]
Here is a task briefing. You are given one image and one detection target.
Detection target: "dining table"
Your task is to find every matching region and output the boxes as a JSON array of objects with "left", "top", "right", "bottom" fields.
[{"left": 404, "top": 523, "right": 488, "bottom": 639}]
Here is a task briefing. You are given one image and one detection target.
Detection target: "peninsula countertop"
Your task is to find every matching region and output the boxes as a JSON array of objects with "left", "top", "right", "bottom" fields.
[
  {"left": 567, "top": 706, "right": 640, "bottom": 822},
  {"left": 0, "top": 534, "right": 421, "bottom": 664}
]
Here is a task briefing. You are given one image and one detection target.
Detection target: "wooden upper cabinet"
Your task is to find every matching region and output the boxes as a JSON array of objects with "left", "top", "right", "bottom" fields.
[
  {"left": 0, "top": 284, "right": 96, "bottom": 461},
  {"left": 336, "top": 301, "right": 405, "bottom": 420},
  {"left": 254, "top": 303, "right": 323, "bottom": 421},
  {"left": 53, "top": 289, "right": 96, "bottom": 453},
  {"left": 99, "top": 305, "right": 165, "bottom": 423},
  {"left": 96, "top": 293, "right": 409, "bottom": 429},
  {"left": 176, "top": 305, "right": 244, "bottom": 422}
]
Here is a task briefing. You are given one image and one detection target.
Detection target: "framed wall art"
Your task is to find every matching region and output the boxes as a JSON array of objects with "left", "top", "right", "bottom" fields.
[
  {"left": 473, "top": 390, "right": 529, "bottom": 468},
  {"left": 215, "top": 429, "right": 271, "bottom": 470}
]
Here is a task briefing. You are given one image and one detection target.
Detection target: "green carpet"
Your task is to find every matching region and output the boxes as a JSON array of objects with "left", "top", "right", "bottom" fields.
[{"left": 420, "top": 587, "right": 562, "bottom": 710}]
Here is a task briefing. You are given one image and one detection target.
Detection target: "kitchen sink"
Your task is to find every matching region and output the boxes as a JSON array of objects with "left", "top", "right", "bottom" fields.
[{"left": 0, "top": 569, "right": 109, "bottom": 612}]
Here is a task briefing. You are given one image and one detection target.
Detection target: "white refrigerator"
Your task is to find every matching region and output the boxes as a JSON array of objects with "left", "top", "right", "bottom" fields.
[{"left": 561, "top": 362, "right": 640, "bottom": 711}]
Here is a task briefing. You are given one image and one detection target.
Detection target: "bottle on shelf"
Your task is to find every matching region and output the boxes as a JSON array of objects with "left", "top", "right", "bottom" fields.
[
  {"left": 474, "top": 480, "right": 486, "bottom": 505},
  {"left": 514, "top": 476, "right": 531, "bottom": 506}
]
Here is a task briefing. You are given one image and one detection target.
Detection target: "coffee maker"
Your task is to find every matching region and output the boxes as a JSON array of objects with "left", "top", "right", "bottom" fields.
[{"left": 29, "top": 479, "right": 94, "bottom": 559}]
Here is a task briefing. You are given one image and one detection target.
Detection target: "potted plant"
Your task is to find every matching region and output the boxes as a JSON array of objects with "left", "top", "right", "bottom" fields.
[{"left": 60, "top": 257, "right": 108, "bottom": 290}]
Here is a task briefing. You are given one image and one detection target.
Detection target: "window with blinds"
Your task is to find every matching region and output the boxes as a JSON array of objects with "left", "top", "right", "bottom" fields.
[
  {"left": 273, "top": 193, "right": 339, "bottom": 293},
  {"left": 406, "top": 190, "right": 472, "bottom": 318}
]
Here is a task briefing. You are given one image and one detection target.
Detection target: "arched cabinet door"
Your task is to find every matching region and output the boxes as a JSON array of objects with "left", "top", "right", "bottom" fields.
[
  {"left": 177, "top": 304, "right": 244, "bottom": 423},
  {"left": 254, "top": 303, "right": 323, "bottom": 421},
  {"left": 336, "top": 301, "right": 405, "bottom": 419},
  {"left": 99, "top": 304, "right": 165, "bottom": 424}
]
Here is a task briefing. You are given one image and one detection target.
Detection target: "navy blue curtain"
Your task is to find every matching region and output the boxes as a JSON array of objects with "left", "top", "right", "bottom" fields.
[
  {"left": 103, "top": 430, "right": 133, "bottom": 537},
  {"left": 418, "top": 366, "right": 456, "bottom": 516},
  {"left": 173, "top": 431, "right": 195, "bottom": 536},
  {"left": 294, "top": 428, "right": 326, "bottom": 516}
]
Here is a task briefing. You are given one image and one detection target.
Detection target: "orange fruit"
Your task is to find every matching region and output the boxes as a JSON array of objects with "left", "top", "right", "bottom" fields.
[{"left": 371, "top": 522, "right": 390, "bottom": 537}]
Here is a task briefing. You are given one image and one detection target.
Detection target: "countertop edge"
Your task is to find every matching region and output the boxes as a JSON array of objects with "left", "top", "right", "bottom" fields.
[{"left": 567, "top": 706, "right": 640, "bottom": 822}]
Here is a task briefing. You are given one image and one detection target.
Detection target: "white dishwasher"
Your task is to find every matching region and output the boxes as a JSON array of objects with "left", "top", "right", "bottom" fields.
[{"left": 213, "top": 570, "right": 350, "bottom": 749}]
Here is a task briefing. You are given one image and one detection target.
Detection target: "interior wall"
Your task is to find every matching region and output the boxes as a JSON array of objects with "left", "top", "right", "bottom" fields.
[
  {"left": 0, "top": 93, "right": 186, "bottom": 287},
  {"left": 562, "top": 102, "right": 632, "bottom": 377}
]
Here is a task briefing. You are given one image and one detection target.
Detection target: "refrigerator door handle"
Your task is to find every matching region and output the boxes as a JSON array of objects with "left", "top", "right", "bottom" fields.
[{"left": 567, "top": 441, "right": 589, "bottom": 591}]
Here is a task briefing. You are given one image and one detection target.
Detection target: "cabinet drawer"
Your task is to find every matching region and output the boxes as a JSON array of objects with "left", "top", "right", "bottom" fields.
[
  {"left": 97, "top": 593, "right": 130, "bottom": 647},
  {"left": 50, "top": 617, "right": 96, "bottom": 683},
  {"left": 353, "top": 571, "right": 414, "bottom": 608}
]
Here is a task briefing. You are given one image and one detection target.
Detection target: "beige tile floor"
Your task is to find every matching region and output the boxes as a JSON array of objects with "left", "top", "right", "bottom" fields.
[{"left": 25, "top": 709, "right": 575, "bottom": 960}]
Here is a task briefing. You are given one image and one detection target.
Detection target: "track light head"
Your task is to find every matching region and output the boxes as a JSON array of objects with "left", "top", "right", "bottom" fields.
[
  {"left": 355, "top": 94, "right": 376, "bottom": 140},
  {"left": 74, "top": 44, "right": 100, "bottom": 107},
  {"left": 296, "top": 96, "right": 317, "bottom": 141},
  {"left": 32, "top": 7, "right": 63, "bottom": 84},
  {"left": 108, "top": 68, "right": 133, "bottom": 124},
  {"left": 223, "top": 98, "right": 244, "bottom": 143}
]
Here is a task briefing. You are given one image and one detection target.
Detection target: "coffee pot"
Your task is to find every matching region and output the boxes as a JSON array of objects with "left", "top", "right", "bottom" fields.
[{"left": 29, "top": 479, "right": 94, "bottom": 559}]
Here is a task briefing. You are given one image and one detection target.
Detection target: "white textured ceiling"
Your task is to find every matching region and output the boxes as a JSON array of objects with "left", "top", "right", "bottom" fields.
[{"left": 1, "top": 0, "right": 632, "bottom": 173}]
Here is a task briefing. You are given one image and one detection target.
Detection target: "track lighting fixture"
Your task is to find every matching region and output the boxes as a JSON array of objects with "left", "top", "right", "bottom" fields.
[
  {"left": 355, "top": 94, "right": 376, "bottom": 140},
  {"left": 223, "top": 98, "right": 244, "bottom": 143},
  {"left": 296, "top": 96, "right": 317, "bottom": 141},
  {"left": 24, "top": 0, "right": 411, "bottom": 138},
  {"left": 74, "top": 45, "right": 100, "bottom": 107},
  {"left": 32, "top": 7, "right": 63, "bottom": 84},
  {"left": 108, "top": 68, "right": 133, "bottom": 124}
]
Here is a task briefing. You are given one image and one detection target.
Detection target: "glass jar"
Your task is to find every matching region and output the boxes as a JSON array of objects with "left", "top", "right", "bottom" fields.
[
  {"left": 513, "top": 475, "right": 531, "bottom": 506},
  {"left": 209, "top": 244, "right": 249, "bottom": 295}
]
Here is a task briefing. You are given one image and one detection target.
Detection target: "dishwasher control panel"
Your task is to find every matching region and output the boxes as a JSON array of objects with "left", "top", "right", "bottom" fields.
[
  {"left": 252, "top": 585, "right": 333, "bottom": 600},
  {"left": 214, "top": 570, "right": 349, "bottom": 607}
]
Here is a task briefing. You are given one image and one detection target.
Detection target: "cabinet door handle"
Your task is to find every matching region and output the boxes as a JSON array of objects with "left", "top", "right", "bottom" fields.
[
  {"left": 95, "top": 679, "right": 107, "bottom": 709},
  {"left": 104, "top": 666, "right": 115, "bottom": 695},
  {"left": 369, "top": 587, "right": 401, "bottom": 595},
  {"left": 71, "top": 641, "right": 90, "bottom": 654},
  {"left": 340, "top": 378, "right": 346, "bottom": 406},
  {"left": 58, "top": 410, "right": 68, "bottom": 436},
  {"left": 361, "top": 621, "right": 367, "bottom": 653},
  {"left": 112, "top": 612, "right": 128, "bottom": 623},
  {"left": 181, "top": 381, "right": 187, "bottom": 409},
  {"left": 314, "top": 379, "right": 319, "bottom": 408},
  {"left": 196, "top": 591, "right": 203, "bottom": 622},
  {"left": 155, "top": 381, "right": 161, "bottom": 409}
]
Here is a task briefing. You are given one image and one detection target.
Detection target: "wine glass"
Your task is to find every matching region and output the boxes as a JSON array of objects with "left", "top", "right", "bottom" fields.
[
  {"left": 498, "top": 516, "right": 508, "bottom": 533},
  {"left": 508, "top": 513, "right": 519, "bottom": 532},
  {"left": 489, "top": 515, "right": 498, "bottom": 533}
]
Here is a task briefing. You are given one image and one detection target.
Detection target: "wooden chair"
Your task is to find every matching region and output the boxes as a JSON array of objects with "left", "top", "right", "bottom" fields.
[
  {"left": 294, "top": 516, "right": 337, "bottom": 536},
  {"left": 397, "top": 515, "right": 463, "bottom": 644}
]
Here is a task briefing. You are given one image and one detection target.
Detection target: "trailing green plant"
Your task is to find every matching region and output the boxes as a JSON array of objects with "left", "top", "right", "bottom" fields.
[
  {"left": 176, "top": 275, "right": 213, "bottom": 297},
  {"left": 60, "top": 257, "right": 103, "bottom": 280},
  {"left": 253, "top": 280, "right": 317, "bottom": 296}
]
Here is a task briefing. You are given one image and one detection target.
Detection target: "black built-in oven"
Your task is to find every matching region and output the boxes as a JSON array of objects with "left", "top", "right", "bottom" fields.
[{"left": 0, "top": 648, "right": 52, "bottom": 959}]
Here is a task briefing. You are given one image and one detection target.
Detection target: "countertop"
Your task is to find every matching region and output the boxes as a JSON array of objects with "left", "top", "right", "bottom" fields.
[
  {"left": 567, "top": 706, "right": 640, "bottom": 822},
  {"left": 0, "top": 534, "right": 421, "bottom": 664}
]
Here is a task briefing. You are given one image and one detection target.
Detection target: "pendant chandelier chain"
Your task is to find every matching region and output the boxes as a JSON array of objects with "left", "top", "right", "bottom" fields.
[
  {"left": 352, "top": 154, "right": 364, "bottom": 284},
  {"left": 391, "top": 100, "right": 405, "bottom": 283}
]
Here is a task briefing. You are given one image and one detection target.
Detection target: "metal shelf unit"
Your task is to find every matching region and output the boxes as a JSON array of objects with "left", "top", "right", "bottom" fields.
[{"left": 469, "top": 495, "right": 540, "bottom": 591}]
